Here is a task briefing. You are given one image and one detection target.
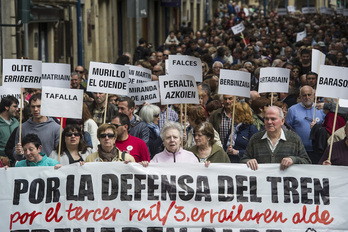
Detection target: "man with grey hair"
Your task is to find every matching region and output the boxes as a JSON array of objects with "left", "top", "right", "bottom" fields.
[
  {"left": 241, "top": 106, "right": 311, "bottom": 170},
  {"left": 286, "top": 85, "right": 325, "bottom": 163},
  {"left": 212, "top": 61, "right": 223, "bottom": 77}
]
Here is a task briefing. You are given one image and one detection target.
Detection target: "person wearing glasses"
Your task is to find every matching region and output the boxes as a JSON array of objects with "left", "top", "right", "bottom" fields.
[
  {"left": 85, "top": 123, "right": 135, "bottom": 162},
  {"left": 110, "top": 113, "right": 150, "bottom": 162},
  {"left": 50, "top": 124, "right": 93, "bottom": 165}
]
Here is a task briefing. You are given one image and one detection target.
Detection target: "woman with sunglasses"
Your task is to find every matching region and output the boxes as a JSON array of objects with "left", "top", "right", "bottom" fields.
[
  {"left": 50, "top": 124, "right": 93, "bottom": 165},
  {"left": 85, "top": 123, "right": 135, "bottom": 162}
]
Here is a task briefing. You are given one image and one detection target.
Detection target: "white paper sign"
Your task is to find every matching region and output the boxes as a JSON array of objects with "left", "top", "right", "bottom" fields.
[
  {"left": 277, "top": 8, "right": 287, "bottom": 15},
  {"left": 167, "top": 55, "right": 202, "bottom": 82},
  {"left": 125, "top": 65, "right": 152, "bottom": 84},
  {"left": 337, "top": 8, "right": 343, "bottom": 15},
  {"left": 87, "top": 61, "right": 129, "bottom": 95},
  {"left": 287, "top": 5, "right": 296, "bottom": 12},
  {"left": 311, "top": 49, "right": 326, "bottom": 74},
  {"left": 2, "top": 59, "right": 42, "bottom": 88},
  {"left": 302, "top": 7, "right": 316, "bottom": 14},
  {"left": 258, "top": 67, "right": 290, "bottom": 93},
  {"left": 41, "top": 63, "right": 71, "bottom": 88},
  {"left": 218, "top": 70, "right": 251, "bottom": 98},
  {"left": 316, "top": 65, "right": 348, "bottom": 100},
  {"left": 344, "top": 9, "right": 348, "bottom": 16},
  {"left": 339, "top": 99, "right": 348, "bottom": 107},
  {"left": 231, "top": 22, "right": 245, "bottom": 35},
  {"left": 128, "top": 81, "right": 160, "bottom": 105},
  {"left": 296, "top": 30, "right": 307, "bottom": 42},
  {"left": 0, "top": 87, "right": 21, "bottom": 106},
  {"left": 319, "top": 7, "right": 327, "bottom": 14},
  {"left": 165, "top": 59, "right": 169, "bottom": 75},
  {"left": 41, "top": 87, "right": 84, "bottom": 119},
  {"left": 159, "top": 75, "right": 199, "bottom": 105}
]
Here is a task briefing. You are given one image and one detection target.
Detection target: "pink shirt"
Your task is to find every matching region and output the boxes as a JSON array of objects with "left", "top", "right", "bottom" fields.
[{"left": 151, "top": 147, "right": 199, "bottom": 163}]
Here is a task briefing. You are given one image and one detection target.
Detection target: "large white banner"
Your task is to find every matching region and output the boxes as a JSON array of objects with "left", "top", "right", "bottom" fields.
[
  {"left": 41, "top": 63, "right": 71, "bottom": 88},
  {"left": 218, "top": 69, "right": 251, "bottom": 98},
  {"left": 316, "top": 65, "right": 348, "bottom": 100},
  {"left": 87, "top": 61, "right": 129, "bottom": 95},
  {"left": 231, "top": 22, "right": 245, "bottom": 35},
  {"left": 129, "top": 81, "right": 160, "bottom": 105},
  {"left": 167, "top": 55, "right": 202, "bottom": 82},
  {"left": 41, "top": 86, "right": 84, "bottom": 119},
  {"left": 311, "top": 49, "right": 326, "bottom": 74},
  {"left": 258, "top": 67, "right": 290, "bottom": 93},
  {"left": 1, "top": 163, "right": 347, "bottom": 231},
  {"left": 159, "top": 75, "right": 199, "bottom": 105},
  {"left": 277, "top": 8, "right": 288, "bottom": 15},
  {"left": 2, "top": 59, "right": 42, "bottom": 88},
  {"left": 126, "top": 65, "right": 152, "bottom": 84}
]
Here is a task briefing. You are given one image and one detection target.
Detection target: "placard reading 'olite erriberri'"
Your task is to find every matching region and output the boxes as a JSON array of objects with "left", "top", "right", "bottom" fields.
[
  {"left": 41, "top": 86, "right": 84, "bottom": 119},
  {"left": 159, "top": 75, "right": 199, "bottom": 105},
  {"left": 167, "top": 55, "right": 202, "bottom": 82},
  {"left": 126, "top": 65, "right": 152, "bottom": 84},
  {"left": 2, "top": 59, "right": 42, "bottom": 88},
  {"left": 218, "top": 69, "right": 251, "bottom": 98},
  {"left": 316, "top": 65, "right": 348, "bottom": 100},
  {"left": 2, "top": 163, "right": 348, "bottom": 231},
  {"left": 258, "top": 67, "right": 290, "bottom": 93},
  {"left": 128, "top": 81, "right": 160, "bottom": 105},
  {"left": 41, "top": 63, "right": 71, "bottom": 88},
  {"left": 87, "top": 61, "right": 129, "bottom": 95}
]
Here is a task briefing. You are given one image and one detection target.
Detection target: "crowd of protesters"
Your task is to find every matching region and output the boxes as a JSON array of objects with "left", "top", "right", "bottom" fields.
[{"left": 1, "top": 2, "right": 348, "bottom": 168}]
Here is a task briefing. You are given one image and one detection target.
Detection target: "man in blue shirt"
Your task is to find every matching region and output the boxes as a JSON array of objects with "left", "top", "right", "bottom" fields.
[
  {"left": 286, "top": 85, "right": 325, "bottom": 163},
  {"left": 16, "top": 134, "right": 60, "bottom": 167}
]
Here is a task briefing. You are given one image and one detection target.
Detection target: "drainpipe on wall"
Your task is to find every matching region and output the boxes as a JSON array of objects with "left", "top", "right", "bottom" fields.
[{"left": 77, "top": 0, "right": 83, "bottom": 66}]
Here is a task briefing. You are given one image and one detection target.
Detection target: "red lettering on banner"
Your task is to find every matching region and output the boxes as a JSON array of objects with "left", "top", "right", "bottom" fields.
[
  {"left": 66, "top": 203, "right": 121, "bottom": 222},
  {"left": 129, "top": 201, "right": 176, "bottom": 225},
  {"left": 173, "top": 205, "right": 186, "bottom": 222},
  {"left": 10, "top": 210, "right": 42, "bottom": 230},
  {"left": 45, "top": 202, "right": 63, "bottom": 223},
  {"left": 292, "top": 205, "right": 334, "bottom": 225}
]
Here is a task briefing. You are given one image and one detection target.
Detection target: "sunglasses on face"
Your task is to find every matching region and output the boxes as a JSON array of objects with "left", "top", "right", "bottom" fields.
[
  {"left": 100, "top": 133, "right": 115, "bottom": 138},
  {"left": 154, "top": 114, "right": 160, "bottom": 118},
  {"left": 75, "top": 70, "right": 84, "bottom": 74},
  {"left": 65, "top": 132, "right": 81, "bottom": 137},
  {"left": 112, "top": 124, "right": 123, "bottom": 128}
]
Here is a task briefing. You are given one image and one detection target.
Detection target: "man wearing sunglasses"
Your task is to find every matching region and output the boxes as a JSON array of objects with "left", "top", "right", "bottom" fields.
[{"left": 111, "top": 114, "right": 150, "bottom": 162}]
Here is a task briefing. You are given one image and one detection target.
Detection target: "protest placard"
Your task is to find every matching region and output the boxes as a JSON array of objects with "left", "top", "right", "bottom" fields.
[
  {"left": 87, "top": 61, "right": 129, "bottom": 95},
  {"left": 231, "top": 22, "right": 245, "bottom": 35},
  {"left": 159, "top": 74, "right": 199, "bottom": 105},
  {"left": 316, "top": 65, "right": 348, "bottom": 100},
  {"left": 311, "top": 49, "right": 326, "bottom": 74},
  {"left": 1, "top": 163, "right": 348, "bottom": 231},
  {"left": 41, "top": 86, "right": 84, "bottom": 119},
  {"left": 2, "top": 59, "right": 42, "bottom": 88},
  {"left": 339, "top": 99, "right": 348, "bottom": 107},
  {"left": 277, "top": 8, "right": 287, "bottom": 15},
  {"left": 0, "top": 86, "right": 21, "bottom": 106},
  {"left": 129, "top": 81, "right": 160, "bottom": 105},
  {"left": 218, "top": 69, "right": 251, "bottom": 98},
  {"left": 336, "top": 8, "right": 343, "bottom": 15},
  {"left": 41, "top": 63, "right": 71, "bottom": 88},
  {"left": 167, "top": 55, "right": 202, "bottom": 82},
  {"left": 126, "top": 65, "right": 152, "bottom": 84},
  {"left": 258, "top": 67, "right": 290, "bottom": 93},
  {"left": 343, "top": 9, "right": 348, "bottom": 16},
  {"left": 296, "top": 30, "right": 307, "bottom": 42},
  {"left": 287, "top": 5, "right": 296, "bottom": 12},
  {"left": 302, "top": 7, "right": 316, "bottom": 14}
]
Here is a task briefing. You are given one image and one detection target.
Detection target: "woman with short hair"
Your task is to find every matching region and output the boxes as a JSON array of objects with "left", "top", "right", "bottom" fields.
[
  {"left": 85, "top": 123, "right": 135, "bottom": 162},
  {"left": 139, "top": 104, "right": 163, "bottom": 158},
  {"left": 190, "top": 122, "right": 230, "bottom": 163}
]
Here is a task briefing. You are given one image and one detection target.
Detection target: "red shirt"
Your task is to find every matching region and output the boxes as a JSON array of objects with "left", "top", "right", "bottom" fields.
[{"left": 115, "top": 135, "right": 150, "bottom": 162}]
